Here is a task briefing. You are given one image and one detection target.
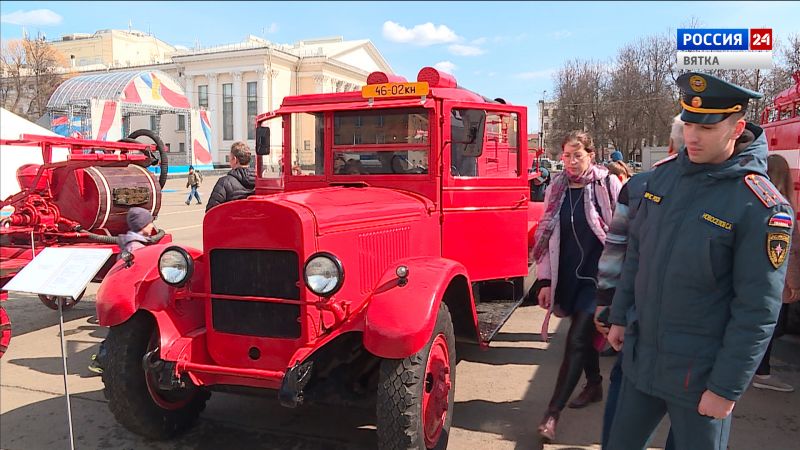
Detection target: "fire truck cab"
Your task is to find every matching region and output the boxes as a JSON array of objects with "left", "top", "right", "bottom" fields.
[{"left": 96, "top": 67, "right": 541, "bottom": 449}]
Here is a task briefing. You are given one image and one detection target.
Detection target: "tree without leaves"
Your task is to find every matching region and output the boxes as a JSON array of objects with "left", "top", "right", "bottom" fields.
[{"left": 1, "top": 35, "right": 68, "bottom": 121}]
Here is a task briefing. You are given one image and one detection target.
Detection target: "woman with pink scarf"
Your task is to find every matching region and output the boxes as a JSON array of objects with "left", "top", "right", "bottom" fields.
[{"left": 533, "top": 131, "right": 621, "bottom": 441}]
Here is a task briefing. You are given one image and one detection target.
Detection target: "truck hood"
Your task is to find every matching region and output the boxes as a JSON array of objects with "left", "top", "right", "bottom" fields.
[{"left": 275, "top": 186, "right": 435, "bottom": 235}]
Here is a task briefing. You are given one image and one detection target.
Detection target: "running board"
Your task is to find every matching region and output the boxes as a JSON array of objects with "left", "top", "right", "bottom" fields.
[{"left": 476, "top": 298, "right": 524, "bottom": 343}]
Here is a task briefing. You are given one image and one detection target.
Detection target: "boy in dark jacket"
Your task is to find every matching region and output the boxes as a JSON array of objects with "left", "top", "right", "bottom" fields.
[{"left": 205, "top": 141, "right": 255, "bottom": 212}]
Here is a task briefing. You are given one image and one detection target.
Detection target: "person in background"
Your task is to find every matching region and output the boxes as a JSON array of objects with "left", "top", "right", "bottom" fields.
[
  {"left": 609, "top": 150, "right": 624, "bottom": 164},
  {"left": 605, "top": 161, "right": 632, "bottom": 184},
  {"left": 532, "top": 131, "right": 622, "bottom": 442},
  {"left": 754, "top": 153, "right": 800, "bottom": 392},
  {"left": 89, "top": 207, "right": 159, "bottom": 375},
  {"left": 595, "top": 114, "right": 683, "bottom": 449},
  {"left": 185, "top": 165, "right": 203, "bottom": 206},
  {"left": 206, "top": 141, "right": 256, "bottom": 211},
  {"left": 530, "top": 167, "right": 551, "bottom": 202}
]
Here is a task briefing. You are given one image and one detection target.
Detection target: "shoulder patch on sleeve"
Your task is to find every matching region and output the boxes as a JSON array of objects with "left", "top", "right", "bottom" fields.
[
  {"left": 745, "top": 174, "right": 788, "bottom": 208},
  {"left": 652, "top": 153, "right": 678, "bottom": 167}
]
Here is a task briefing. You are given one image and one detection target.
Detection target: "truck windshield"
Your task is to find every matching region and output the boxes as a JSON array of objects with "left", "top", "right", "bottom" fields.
[{"left": 332, "top": 108, "right": 429, "bottom": 175}]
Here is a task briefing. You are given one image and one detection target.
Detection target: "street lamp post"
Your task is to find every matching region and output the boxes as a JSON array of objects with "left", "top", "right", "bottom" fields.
[{"left": 539, "top": 90, "right": 547, "bottom": 153}]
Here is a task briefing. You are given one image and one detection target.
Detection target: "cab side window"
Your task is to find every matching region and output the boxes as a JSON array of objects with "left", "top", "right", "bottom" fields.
[{"left": 451, "top": 109, "right": 519, "bottom": 178}]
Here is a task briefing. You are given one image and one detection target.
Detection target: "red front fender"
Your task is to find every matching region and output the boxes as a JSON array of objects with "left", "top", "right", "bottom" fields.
[
  {"left": 95, "top": 244, "right": 203, "bottom": 327},
  {"left": 363, "top": 257, "right": 474, "bottom": 359}
]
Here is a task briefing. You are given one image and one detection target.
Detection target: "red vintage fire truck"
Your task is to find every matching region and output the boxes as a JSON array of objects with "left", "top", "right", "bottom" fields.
[
  {"left": 761, "top": 71, "right": 800, "bottom": 333},
  {"left": 95, "top": 67, "right": 542, "bottom": 449}
]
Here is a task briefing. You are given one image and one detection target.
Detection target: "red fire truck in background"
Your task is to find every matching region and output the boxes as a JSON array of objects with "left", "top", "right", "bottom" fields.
[
  {"left": 95, "top": 67, "right": 543, "bottom": 449},
  {"left": 761, "top": 71, "right": 800, "bottom": 333}
]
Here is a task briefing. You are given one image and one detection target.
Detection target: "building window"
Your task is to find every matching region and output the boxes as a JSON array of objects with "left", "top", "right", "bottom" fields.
[
  {"left": 150, "top": 116, "right": 158, "bottom": 131},
  {"left": 179, "top": 142, "right": 185, "bottom": 153},
  {"left": 355, "top": 116, "right": 362, "bottom": 128},
  {"left": 222, "top": 83, "right": 233, "bottom": 140},
  {"left": 198, "top": 85, "right": 208, "bottom": 108},
  {"left": 247, "top": 81, "right": 257, "bottom": 140},
  {"left": 177, "top": 114, "right": 186, "bottom": 131}
]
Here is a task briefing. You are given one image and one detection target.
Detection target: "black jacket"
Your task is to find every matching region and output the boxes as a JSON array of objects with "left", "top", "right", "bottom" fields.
[{"left": 205, "top": 167, "right": 255, "bottom": 211}]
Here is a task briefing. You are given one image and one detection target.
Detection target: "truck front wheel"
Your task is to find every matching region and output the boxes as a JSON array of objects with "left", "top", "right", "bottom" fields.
[
  {"left": 377, "top": 302, "right": 456, "bottom": 450},
  {"left": 103, "top": 312, "right": 209, "bottom": 439}
]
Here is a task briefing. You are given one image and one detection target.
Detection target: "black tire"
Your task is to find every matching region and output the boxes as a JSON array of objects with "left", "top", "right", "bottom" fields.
[
  {"left": 377, "top": 302, "right": 456, "bottom": 450},
  {"left": 103, "top": 312, "right": 209, "bottom": 440}
]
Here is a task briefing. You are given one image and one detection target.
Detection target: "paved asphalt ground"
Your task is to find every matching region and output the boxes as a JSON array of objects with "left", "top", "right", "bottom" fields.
[{"left": 1, "top": 176, "right": 798, "bottom": 449}]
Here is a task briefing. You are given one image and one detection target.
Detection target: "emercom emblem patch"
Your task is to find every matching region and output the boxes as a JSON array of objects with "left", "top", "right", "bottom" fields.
[{"left": 768, "top": 232, "right": 791, "bottom": 269}]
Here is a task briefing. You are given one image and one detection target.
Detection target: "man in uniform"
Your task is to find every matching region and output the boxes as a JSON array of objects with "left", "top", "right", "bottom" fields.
[{"left": 606, "top": 72, "right": 792, "bottom": 449}]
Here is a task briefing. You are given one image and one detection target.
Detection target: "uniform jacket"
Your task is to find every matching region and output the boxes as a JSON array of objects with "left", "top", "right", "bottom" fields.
[
  {"left": 609, "top": 123, "right": 792, "bottom": 408},
  {"left": 205, "top": 167, "right": 255, "bottom": 212},
  {"left": 596, "top": 171, "right": 653, "bottom": 306}
]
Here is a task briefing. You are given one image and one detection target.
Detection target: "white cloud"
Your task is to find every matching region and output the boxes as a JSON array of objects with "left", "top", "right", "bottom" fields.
[
  {"left": 514, "top": 69, "right": 556, "bottom": 80},
  {"left": 448, "top": 44, "right": 485, "bottom": 56},
  {"left": 471, "top": 37, "right": 487, "bottom": 45},
  {"left": 382, "top": 21, "right": 459, "bottom": 46},
  {"left": 548, "top": 30, "right": 572, "bottom": 40},
  {"left": 265, "top": 22, "right": 279, "bottom": 34},
  {"left": 0, "top": 9, "right": 62, "bottom": 26},
  {"left": 434, "top": 61, "right": 457, "bottom": 74}
]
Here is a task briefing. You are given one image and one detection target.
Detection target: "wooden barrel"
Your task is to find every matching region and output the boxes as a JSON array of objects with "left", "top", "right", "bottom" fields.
[{"left": 51, "top": 164, "right": 162, "bottom": 235}]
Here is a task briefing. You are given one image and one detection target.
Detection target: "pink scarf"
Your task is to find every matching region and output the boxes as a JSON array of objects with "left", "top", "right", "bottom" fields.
[{"left": 532, "top": 164, "right": 612, "bottom": 262}]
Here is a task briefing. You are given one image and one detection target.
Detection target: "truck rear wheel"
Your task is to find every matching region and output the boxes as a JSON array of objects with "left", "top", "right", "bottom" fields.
[
  {"left": 103, "top": 312, "right": 209, "bottom": 439},
  {"left": 377, "top": 302, "right": 455, "bottom": 450}
]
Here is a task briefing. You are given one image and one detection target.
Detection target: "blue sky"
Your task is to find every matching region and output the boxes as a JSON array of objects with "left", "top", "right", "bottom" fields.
[{"left": 2, "top": 1, "right": 798, "bottom": 131}]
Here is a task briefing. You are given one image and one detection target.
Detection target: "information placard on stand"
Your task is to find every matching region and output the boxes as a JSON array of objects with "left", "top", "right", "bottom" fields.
[{"left": 2, "top": 247, "right": 113, "bottom": 299}]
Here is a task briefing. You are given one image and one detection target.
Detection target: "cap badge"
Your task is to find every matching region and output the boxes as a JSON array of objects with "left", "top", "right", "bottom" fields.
[
  {"left": 689, "top": 75, "right": 707, "bottom": 93},
  {"left": 691, "top": 96, "right": 703, "bottom": 108}
]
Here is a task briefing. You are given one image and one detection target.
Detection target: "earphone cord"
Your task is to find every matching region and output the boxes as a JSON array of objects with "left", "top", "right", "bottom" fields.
[{"left": 568, "top": 186, "right": 599, "bottom": 288}]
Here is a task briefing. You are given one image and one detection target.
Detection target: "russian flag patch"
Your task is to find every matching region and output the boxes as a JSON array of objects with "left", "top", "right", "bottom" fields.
[{"left": 768, "top": 212, "right": 793, "bottom": 229}]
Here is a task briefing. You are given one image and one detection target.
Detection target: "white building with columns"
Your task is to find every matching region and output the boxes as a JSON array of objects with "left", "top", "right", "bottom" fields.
[
  {"left": 147, "top": 36, "right": 393, "bottom": 165},
  {"left": 55, "top": 34, "right": 393, "bottom": 167}
]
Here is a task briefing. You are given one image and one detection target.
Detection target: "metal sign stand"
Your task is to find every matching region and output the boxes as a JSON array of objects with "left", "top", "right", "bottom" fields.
[
  {"left": 58, "top": 296, "right": 76, "bottom": 450},
  {"left": 3, "top": 246, "right": 112, "bottom": 450}
]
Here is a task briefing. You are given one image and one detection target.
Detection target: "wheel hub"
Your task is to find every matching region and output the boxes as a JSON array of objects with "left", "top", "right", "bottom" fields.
[{"left": 422, "top": 333, "right": 451, "bottom": 448}]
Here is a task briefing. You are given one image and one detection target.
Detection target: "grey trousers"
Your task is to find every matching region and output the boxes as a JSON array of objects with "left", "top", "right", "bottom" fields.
[{"left": 607, "top": 376, "right": 731, "bottom": 450}]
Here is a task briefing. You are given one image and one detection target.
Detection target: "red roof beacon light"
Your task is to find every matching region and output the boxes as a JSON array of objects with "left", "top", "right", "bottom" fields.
[
  {"left": 366, "top": 72, "right": 408, "bottom": 85},
  {"left": 417, "top": 67, "right": 457, "bottom": 88}
]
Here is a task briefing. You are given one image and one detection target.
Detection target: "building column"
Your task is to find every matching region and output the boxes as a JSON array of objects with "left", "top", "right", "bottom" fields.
[
  {"left": 206, "top": 73, "right": 219, "bottom": 161},
  {"left": 232, "top": 71, "right": 243, "bottom": 142},
  {"left": 256, "top": 68, "right": 267, "bottom": 114},
  {"left": 268, "top": 69, "right": 278, "bottom": 112},
  {"left": 183, "top": 74, "right": 195, "bottom": 107}
]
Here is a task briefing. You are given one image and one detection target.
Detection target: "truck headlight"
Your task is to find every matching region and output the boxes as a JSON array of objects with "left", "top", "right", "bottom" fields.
[
  {"left": 304, "top": 252, "right": 344, "bottom": 297},
  {"left": 159, "top": 246, "right": 193, "bottom": 287}
]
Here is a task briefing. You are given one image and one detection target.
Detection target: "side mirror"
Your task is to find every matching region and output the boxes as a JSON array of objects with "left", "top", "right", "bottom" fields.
[
  {"left": 256, "top": 126, "right": 270, "bottom": 155},
  {"left": 462, "top": 110, "right": 486, "bottom": 157}
]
